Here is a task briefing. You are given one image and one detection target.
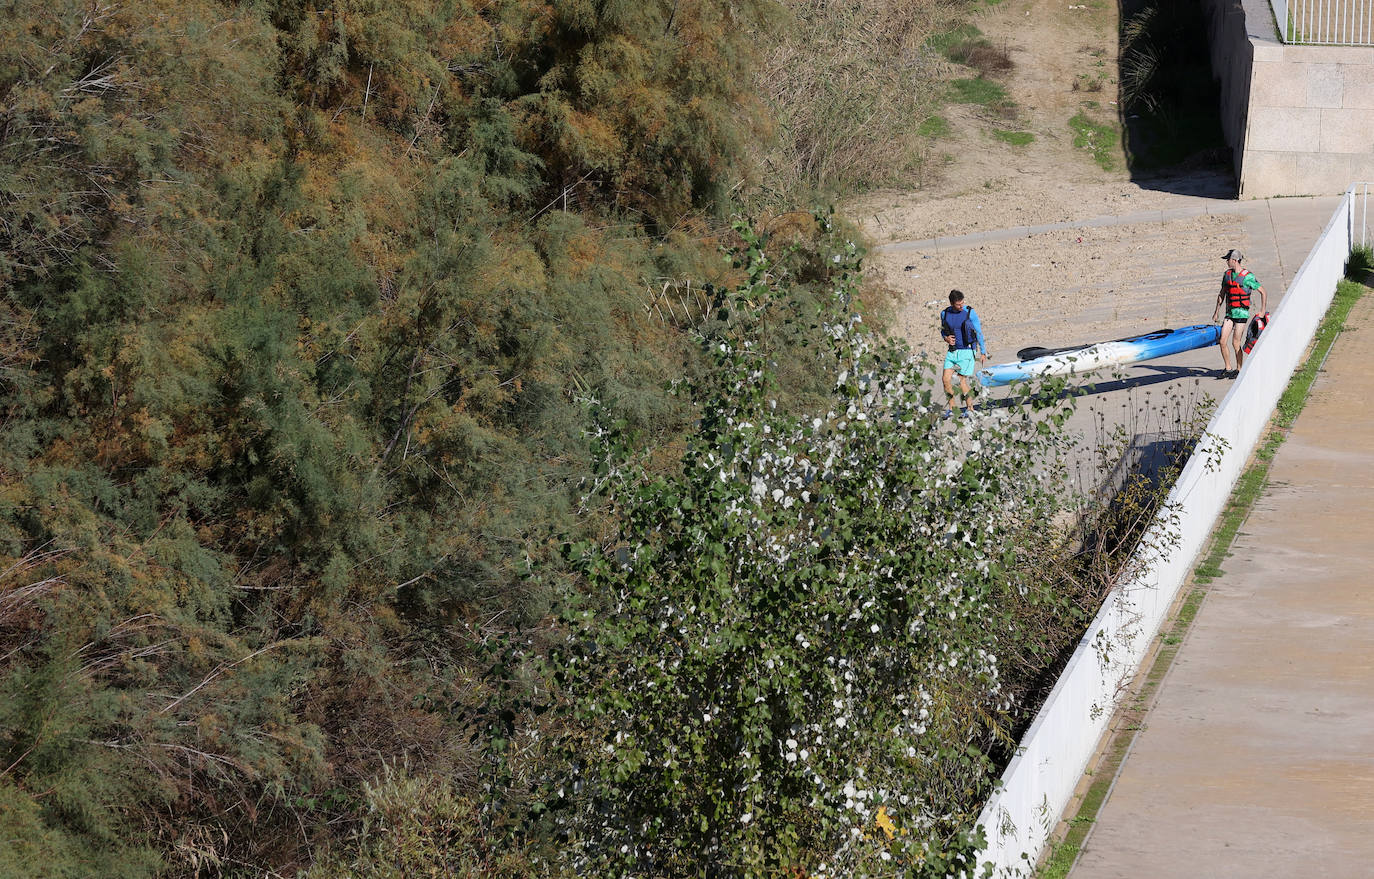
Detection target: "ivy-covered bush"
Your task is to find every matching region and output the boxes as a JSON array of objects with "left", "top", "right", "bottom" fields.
[{"left": 551, "top": 217, "right": 1079, "bottom": 877}]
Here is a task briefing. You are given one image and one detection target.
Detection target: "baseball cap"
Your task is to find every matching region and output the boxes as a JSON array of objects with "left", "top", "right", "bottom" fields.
[{"left": 1222, "top": 248, "right": 1244, "bottom": 261}]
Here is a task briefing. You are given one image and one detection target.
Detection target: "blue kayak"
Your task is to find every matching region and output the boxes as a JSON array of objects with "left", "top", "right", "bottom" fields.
[{"left": 978, "top": 324, "right": 1223, "bottom": 388}]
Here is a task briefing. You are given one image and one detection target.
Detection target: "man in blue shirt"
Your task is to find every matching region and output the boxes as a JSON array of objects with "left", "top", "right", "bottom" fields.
[{"left": 939, "top": 289, "right": 988, "bottom": 419}]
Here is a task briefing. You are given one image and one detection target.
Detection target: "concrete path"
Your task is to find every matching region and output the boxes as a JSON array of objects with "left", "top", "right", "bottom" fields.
[{"left": 1068, "top": 290, "right": 1374, "bottom": 877}]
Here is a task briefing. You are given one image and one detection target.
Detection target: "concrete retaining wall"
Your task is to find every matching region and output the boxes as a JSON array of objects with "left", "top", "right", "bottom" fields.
[
  {"left": 1244, "top": 44, "right": 1374, "bottom": 195},
  {"left": 1204, "top": 0, "right": 1374, "bottom": 197},
  {"left": 973, "top": 189, "right": 1357, "bottom": 877},
  {"left": 1203, "top": 0, "right": 1258, "bottom": 178}
]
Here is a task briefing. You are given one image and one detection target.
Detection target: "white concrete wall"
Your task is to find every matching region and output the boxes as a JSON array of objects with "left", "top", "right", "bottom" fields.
[{"left": 974, "top": 189, "right": 1357, "bottom": 877}]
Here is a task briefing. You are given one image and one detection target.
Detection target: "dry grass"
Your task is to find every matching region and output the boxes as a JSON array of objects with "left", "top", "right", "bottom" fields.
[
  {"left": 949, "top": 39, "right": 1014, "bottom": 75},
  {"left": 746, "top": 0, "right": 974, "bottom": 202}
]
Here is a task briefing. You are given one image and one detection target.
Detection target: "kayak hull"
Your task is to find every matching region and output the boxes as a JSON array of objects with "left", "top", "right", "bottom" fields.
[{"left": 978, "top": 324, "right": 1223, "bottom": 388}]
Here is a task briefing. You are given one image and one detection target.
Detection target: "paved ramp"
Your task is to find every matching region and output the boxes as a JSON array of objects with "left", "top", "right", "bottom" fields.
[
  {"left": 881, "top": 195, "right": 1343, "bottom": 486},
  {"left": 1068, "top": 290, "right": 1374, "bottom": 878}
]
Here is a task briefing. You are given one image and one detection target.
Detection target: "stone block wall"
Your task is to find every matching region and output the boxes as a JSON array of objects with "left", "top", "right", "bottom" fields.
[{"left": 1201, "top": 0, "right": 1374, "bottom": 197}]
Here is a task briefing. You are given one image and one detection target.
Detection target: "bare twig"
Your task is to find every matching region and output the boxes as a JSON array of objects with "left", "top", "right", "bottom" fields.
[{"left": 159, "top": 642, "right": 288, "bottom": 715}]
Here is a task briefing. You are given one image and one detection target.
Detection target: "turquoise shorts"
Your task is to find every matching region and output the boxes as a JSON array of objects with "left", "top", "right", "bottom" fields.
[{"left": 943, "top": 348, "right": 976, "bottom": 377}]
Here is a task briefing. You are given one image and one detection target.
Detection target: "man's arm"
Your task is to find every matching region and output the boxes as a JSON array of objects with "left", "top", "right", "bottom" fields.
[
  {"left": 968, "top": 308, "right": 988, "bottom": 358},
  {"left": 1249, "top": 274, "right": 1268, "bottom": 314},
  {"left": 1212, "top": 281, "right": 1225, "bottom": 321}
]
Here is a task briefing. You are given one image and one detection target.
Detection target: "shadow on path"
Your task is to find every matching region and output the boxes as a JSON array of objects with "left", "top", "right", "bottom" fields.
[{"left": 978, "top": 363, "right": 1222, "bottom": 410}]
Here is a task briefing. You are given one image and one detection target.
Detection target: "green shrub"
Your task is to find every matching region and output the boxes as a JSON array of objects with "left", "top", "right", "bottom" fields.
[
  {"left": 548, "top": 217, "right": 1082, "bottom": 878},
  {"left": 1347, "top": 244, "right": 1373, "bottom": 282}
]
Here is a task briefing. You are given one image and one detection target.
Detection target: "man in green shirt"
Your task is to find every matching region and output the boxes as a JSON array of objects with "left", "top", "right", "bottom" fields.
[{"left": 1212, "top": 248, "right": 1267, "bottom": 377}]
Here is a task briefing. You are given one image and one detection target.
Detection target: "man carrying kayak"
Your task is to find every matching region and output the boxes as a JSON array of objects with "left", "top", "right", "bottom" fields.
[
  {"left": 1212, "top": 248, "right": 1267, "bottom": 378},
  {"left": 939, "top": 289, "right": 988, "bottom": 419}
]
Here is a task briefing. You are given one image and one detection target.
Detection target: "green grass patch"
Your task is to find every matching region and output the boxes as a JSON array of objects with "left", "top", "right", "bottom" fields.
[
  {"left": 918, "top": 115, "right": 952, "bottom": 139},
  {"left": 1276, "top": 278, "right": 1366, "bottom": 426},
  {"left": 1069, "top": 112, "right": 1118, "bottom": 171},
  {"left": 926, "top": 24, "right": 982, "bottom": 56},
  {"left": 950, "top": 76, "right": 1009, "bottom": 106},
  {"left": 994, "top": 129, "right": 1034, "bottom": 146},
  {"left": 1037, "top": 275, "right": 1368, "bottom": 877}
]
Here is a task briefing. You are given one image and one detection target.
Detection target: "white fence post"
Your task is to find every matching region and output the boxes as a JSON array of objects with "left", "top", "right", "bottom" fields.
[{"left": 1275, "top": 0, "right": 1374, "bottom": 41}]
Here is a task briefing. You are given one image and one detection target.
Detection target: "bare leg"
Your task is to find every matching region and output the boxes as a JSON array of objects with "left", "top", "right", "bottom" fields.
[
  {"left": 1219, "top": 320, "right": 1238, "bottom": 371},
  {"left": 1233, "top": 321, "right": 1249, "bottom": 369},
  {"left": 943, "top": 367, "right": 961, "bottom": 410},
  {"left": 960, "top": 375, "right": 974, "bottom": 412}
]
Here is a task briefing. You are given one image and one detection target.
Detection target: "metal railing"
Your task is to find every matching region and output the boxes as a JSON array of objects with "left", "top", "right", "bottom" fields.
[
  {"left": 1271, "top": 0, "right": 1374, "bottom": 44},
  {"left": 1356, "top": 182, "right": 1371, "bottom": 248}
]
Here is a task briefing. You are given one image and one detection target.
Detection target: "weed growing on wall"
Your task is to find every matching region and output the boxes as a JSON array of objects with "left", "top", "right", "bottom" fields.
[
  {"left": 548, "top": 215, "right": 1081, "bottom": 877},
  {"left": 1347, "top": 245, "right": 1373, "bottom": 283}
]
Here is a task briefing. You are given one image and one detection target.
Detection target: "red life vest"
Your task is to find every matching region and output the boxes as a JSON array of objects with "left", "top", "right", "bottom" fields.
[
  {"left": 1243, "top": 312, "right": 1270, "bottom": 354},
  {"left": 1223, "top": 268, "right": 1253, "bottom": 311}
]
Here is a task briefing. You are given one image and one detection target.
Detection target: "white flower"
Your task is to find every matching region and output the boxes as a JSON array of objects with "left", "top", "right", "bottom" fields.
[{"left": 740, "top": 812, "right": 753, "bottom": 824}]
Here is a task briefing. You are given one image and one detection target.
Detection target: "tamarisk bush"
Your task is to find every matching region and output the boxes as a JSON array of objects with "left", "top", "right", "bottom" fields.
[{"left": 552, "top": 217, "right": 1079, "bottom": 878}]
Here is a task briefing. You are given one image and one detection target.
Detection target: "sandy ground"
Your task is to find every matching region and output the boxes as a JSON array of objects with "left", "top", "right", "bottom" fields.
[
  {"left": 842, "top": 0, "right": 1242, "bottom": 359},
  {"left": 870, "top": 214, "right": 1244, "bottom": 359}
]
